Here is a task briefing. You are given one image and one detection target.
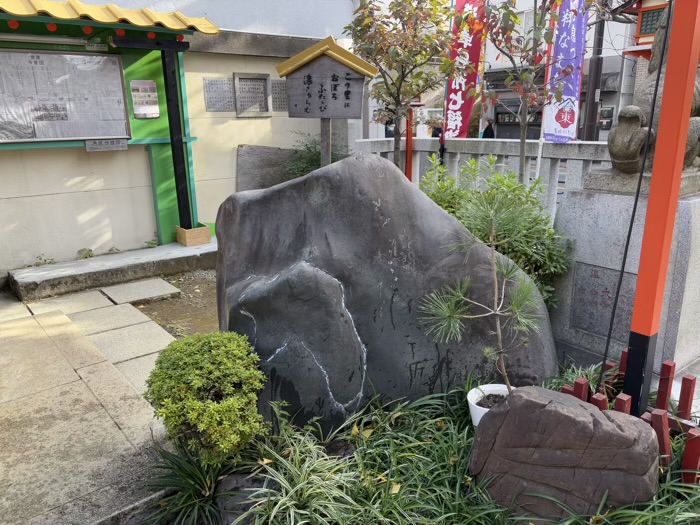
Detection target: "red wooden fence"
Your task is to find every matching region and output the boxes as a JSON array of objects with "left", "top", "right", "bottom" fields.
[{"left": 562, "top": 349, "right": 700, "bottom": 483}]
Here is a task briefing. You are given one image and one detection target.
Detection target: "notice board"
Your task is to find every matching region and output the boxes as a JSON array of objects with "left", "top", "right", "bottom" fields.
[{"left": 0, "top": 51, "right": 130, "bottom": 143}]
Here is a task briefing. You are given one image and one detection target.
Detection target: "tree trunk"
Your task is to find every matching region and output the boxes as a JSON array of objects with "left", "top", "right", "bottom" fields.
[
  {"left": 392, "top": 116, "right": 403, "bottom": 170},
  {"left": 518, "top": 103, "right": 529, "bottom": 183},
  {"left": 490, "top": 227, "right": 512, "bottom": 393}
]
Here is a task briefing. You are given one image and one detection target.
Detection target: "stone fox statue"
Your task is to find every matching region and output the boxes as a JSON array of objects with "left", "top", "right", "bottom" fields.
[{"left": 608, "top": 7, "right": 700, "bottom": 173}]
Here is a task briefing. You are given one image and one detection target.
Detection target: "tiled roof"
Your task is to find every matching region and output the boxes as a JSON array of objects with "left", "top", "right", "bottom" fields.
[{"left": 0, "top": 0, "right": 219, "bottom": 34}]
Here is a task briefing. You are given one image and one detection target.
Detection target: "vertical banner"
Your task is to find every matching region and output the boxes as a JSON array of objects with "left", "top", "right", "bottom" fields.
[
  {"left": 543, "top": 0, "right": 588, "bottom": 143},
  {"left": 444, "top": 0, "right": 485, "bottom": 139}
]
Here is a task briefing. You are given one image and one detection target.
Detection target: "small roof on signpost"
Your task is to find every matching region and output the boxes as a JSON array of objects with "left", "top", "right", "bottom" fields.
[{"left": 276, "top": 36, "right": 378, "bottom": 78}]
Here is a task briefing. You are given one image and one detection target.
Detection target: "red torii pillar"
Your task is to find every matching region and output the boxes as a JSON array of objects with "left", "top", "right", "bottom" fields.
[{"left": 624, "top": 0, "right": 700, "bottom": 416}]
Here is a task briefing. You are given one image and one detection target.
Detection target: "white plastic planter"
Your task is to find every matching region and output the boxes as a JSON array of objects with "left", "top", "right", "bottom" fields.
[{"left": 467, "top": 384, "right": 510, "bottom": 427}]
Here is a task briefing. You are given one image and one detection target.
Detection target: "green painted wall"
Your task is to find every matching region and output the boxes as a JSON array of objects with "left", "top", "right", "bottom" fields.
[{"left": 122, "top": 50, "right": 180, "bottom": 244}]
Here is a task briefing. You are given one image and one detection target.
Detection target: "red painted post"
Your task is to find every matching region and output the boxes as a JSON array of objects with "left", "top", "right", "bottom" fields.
[
  {"left": 561, "top": 385, "right": 575, "bottom": 396},
  {"left": 615, "top": 393, "right": 632, "bottom": 414},
  {"left": 651, "top": 409, "right": 672, "bottom": 468},
  {"left": 604, "top": 360, "right": 616, "bottom": 374},
  {"left": 656, "top": 361, "right": 676, "bottom": 410},
  {"left": 591, "top": 393, "right": 608, "bottom": 411},
  {"left": 405, "top": 108, "right": 414, "bottom": 182},
  {"left": 574, "top": 378, "right": 590, "bottom": 402},
  {"left": 641, "top": 412, "right": 653, "bottom": 425},
  {"left": 619, "top": 349, "right": 629, "bottom": 373},
  {"left": 682, "top": 428, "right": 700, "bottom": 484},
  {"left": 678, "top": 375, "right": 697, "bottom": 420},
  {"left": 616, "top": 349, "right": 629, "bottom": 385},
  {"left": 624, "top": 0, "right": 700, "bottom": 416},
  {"left": 603, "top": 360, "right": 617, "bottom": 394}
]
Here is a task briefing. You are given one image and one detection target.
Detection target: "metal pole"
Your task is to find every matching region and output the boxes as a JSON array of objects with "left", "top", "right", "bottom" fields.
[
  {"left": 405, "top": 108, "right": 414, "bottom": 182},
  {"left": 161, "top": 49, "right": 193, "bottom": 230},
  {"left": 623, "top": 0, "right": 700, "bottom": 415},
  {"left": 582, "top": 6, "right": 606, "bottom": 141}
]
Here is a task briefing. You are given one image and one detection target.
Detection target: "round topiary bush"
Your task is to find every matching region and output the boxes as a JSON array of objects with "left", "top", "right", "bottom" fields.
[{"left": 145, "top": 332, "right": 267, "bottom": 463}]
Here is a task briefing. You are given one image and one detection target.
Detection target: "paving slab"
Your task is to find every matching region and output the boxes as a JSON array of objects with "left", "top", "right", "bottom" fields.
[
  {"left": 9, "top": 237, "right": 217, "bottom": 301},
  {"left": 88, "top": 321, "right": 174, "bottom": 364},
  {"left": 34, "top": 311, "right": 107, "bottom": 370},
  {"left": 102, "top": 278, "right": 180, "bottom": 305},
  {"left": 78, "top": 361, "right": 164, "bottom": 449},
  {"left": 0, "top": 381, "right": 135, "bottom": 523},
  {"left": 27, "top": 458, "right": 158, "bottom": 525},
  {"left": 116, "top": 353, "right": 160, "bottom": 395},
  {"left": 68, "top": 303, "right": 150, "bottom": 336},
  {"left": 0, "top": 291, "right": 31, "bottom": 323},
  {"left": 27, "top": 290, "right": 114, "bottom": 316},
  {"left": 0, "top": 316, "right": 79, "bottom": 404}
]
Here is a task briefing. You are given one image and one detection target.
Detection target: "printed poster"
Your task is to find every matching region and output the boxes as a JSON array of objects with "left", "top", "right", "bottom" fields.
[{"left": 130, "top": 80, "right": 160, "bottom": 120}]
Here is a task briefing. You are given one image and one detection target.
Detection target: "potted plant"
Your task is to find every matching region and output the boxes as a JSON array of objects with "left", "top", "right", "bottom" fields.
[{"left": 420, "top": 169, "right": 541, "bottom": 426}]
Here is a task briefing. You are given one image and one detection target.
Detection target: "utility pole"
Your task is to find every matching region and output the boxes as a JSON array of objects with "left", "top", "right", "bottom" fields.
[{"left": 582, "top": 2, "right": 608, "bottom": 141}]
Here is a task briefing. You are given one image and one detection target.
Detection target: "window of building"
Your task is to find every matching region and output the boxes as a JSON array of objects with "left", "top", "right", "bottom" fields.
[{"left": 638, "top": 8, "right": 665, "bottom": 37}]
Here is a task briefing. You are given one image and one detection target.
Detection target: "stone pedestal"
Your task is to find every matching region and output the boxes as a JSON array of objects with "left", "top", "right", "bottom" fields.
[{"left": 552, "top": 168, "right": 700, "bottom": 375}]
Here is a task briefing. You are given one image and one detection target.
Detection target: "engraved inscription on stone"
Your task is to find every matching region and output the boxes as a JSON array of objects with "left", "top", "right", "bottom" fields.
[
  {"left": 570, "top": 262, "right": 637, "bottom": 343},
  {"left": 272, "top": 80, "right": 288, "bottom": 112},
  {"left": 204, "top": 78, "right": 235, "bottom": 112},
  {"left": 285, "top": 55, "right": 364, "bottom": 119},
  {"left": 234, "top": 74, "right": 270, "bottom": 117}
]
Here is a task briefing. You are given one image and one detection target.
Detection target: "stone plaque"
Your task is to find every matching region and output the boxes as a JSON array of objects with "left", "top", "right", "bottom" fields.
[
  {"left": 204, "top": 78, "right": 235, "bottom": 112},
  {"left": 85, "top": 138, "right": 128, "bottom": 152},
  {"left": 285, "top": 55, "right": 364, "bottom": 119},
  {"left": 234, "top": 73, "right": 271, "bottom": 117},
  {"left": 570, "top": 262, "right": 637, "bottom": 343},
  {"left": 272, "top": 80, "right": 288, "bottom": 112}
]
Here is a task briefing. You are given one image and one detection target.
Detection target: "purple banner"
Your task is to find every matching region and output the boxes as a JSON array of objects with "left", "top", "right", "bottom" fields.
[{"left": 543, "top": 0, "right": 588, "bottom": 143}]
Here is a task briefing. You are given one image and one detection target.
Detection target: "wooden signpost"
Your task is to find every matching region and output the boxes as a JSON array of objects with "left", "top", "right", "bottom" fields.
[{"left": 276, "top": 37, "right": 377, "bottom": 166}]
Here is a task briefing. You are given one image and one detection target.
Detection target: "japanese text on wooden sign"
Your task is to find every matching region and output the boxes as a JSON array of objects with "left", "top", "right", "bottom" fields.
[{"left": 285, "top": 55, "right": 364, "bottom": 119}]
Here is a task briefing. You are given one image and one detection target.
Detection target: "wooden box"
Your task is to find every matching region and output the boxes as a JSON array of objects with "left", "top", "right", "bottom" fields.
[{"left": 176, "top": 224, "right": 210, "bottom": 247}]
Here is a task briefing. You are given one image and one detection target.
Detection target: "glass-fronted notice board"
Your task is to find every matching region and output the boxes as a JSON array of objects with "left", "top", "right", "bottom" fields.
[{"left": 0, "top": 51, "right": 130, "bottom": 143}]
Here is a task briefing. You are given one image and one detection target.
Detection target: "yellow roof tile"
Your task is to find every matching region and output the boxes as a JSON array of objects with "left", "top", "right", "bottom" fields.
[
  {"left": 0, "top": 0, "right": 219, "bottom": 34},
  {"left": 276, "top": 36, "right": 378, "bottom": 79}
]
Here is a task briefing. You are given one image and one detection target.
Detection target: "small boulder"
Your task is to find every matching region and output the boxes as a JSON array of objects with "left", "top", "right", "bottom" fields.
[{"left": 470, "top": 386, "right": 658, "bottom": 521}]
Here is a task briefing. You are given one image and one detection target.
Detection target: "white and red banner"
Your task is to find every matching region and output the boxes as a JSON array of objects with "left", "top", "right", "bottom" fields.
[
  {"left": 444, "top": 0, "right": 485, "bottom": 139},
  {"left": 543, "top": 0, "right": 588, "bottom": 143}
]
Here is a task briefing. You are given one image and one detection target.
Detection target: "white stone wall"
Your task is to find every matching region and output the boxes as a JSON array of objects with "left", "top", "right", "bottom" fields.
[
  {"left": 183, "top": 52, "right": 321, "bottom": 225},
  {"left": 634, "top": 57, "right": 650, "bottom": 95},
  {"left": 0, "top": 146, "right": 156, "bottom": 275}
]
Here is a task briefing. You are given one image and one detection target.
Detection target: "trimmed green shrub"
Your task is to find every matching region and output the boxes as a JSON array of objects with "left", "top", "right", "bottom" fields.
[{"left": 146, "top": 332, "right": 267, "bottom": 464}]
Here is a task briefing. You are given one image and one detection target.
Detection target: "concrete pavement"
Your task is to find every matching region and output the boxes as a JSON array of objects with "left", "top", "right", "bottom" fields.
[{"left": 0, "top": 279, "right": 181, "bottom": 524}]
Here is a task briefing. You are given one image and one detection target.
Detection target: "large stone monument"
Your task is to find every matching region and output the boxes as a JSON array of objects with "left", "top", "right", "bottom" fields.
[
  {"left": 216, "top": 155, "right": 558, "bottom": 427},
  {"left": 552, "top": 165, "right": 700, "bottom": 378}
]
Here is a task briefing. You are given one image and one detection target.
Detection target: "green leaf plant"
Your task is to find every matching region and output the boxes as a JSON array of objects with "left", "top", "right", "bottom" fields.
[
  {"left": 420, "top": 165, "right": 542, "bottom": 393},
  {"left": 345, "top": 0, "right": 470, "bottom": 171}
]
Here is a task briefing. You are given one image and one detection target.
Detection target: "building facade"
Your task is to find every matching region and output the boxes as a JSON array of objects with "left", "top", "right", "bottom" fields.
[{"left": 1, "top": 0, "right": 357, "bottom": 282}]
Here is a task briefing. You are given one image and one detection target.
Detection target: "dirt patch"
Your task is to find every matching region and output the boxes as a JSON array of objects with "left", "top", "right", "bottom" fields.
[
  {"left": 138, "top": 270, "right": 219, "bottom": 338},
  {"left": 476, "top": 393, "right": 507, "bottom": 409}
]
